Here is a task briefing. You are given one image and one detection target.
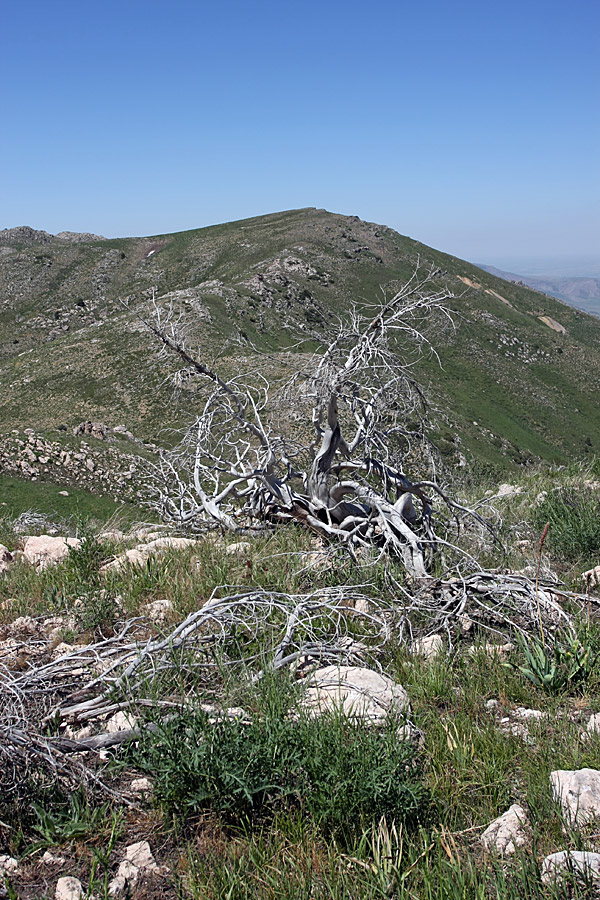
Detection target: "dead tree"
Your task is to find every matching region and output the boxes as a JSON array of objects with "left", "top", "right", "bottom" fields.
[{"left": 142, "top": 267, "right": 484, "bottom": 578}]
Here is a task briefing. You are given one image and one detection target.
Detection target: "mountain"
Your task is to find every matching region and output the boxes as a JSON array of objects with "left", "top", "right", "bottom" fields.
[
  {"left": 1, "top": 207, "right": 600, "bottom": 473},
  {"left": 478, "top": 264, "right": 600, "bottom": 318}
]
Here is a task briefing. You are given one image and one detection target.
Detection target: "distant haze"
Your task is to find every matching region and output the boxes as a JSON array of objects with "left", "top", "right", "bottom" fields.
[{"left": 478, "top": 256, "right": 600, "bottom": 279}]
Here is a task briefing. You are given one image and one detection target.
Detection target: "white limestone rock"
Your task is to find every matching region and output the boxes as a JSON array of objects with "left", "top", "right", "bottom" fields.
[
  {"left": 101, "top": 536, "right": 198, "bottom": 572},
  {"left": 144, "top": 598, "right": 173, "bottom": 622},
  {"left": 481, "top": 804, "right": 528, "bottom": 855},
  {"left": 108, "top": 841, "right": 162, "bottom": 896},
  {"left": 550, "top": 768, "right": 600, "bottom": 825},
  {"left": 513, "top": 707, "right": 546, "bottom": 721},
  {"left": 587, "top": 713, "right": 600, "bottom": 734},
  {"left": 130, "top": 777, "right": 153, "bottom": 796},
  {"left": 97, "top": 530, "right": 125, "bottom": 542},
  {"left": 22, "top": 535, "right": 80, "bottom": 568},
  {"left": 105, "top": 710, "right": 137, "bottom": 733},
  {"left": 412, "top": 635, "right": 444, "bottom": 659},
  {"left": 497, "top": 484, "right": 523, "bottom": 497},
  {"left": 101, "top": 547, "right": 146, "bottom": 571},
  {"left": 143, "top": 537, "right": 198, "bottom": 552},
  {"left": 0, "top": 544, "right": 13, "bottom": 575},
  {"left": 0, "top": 856, "right": 18, "bottom": 875},
  {"left": 7, "top": 616, "right": 41, "bottom": 636},
  {"left": 582, "top": 565, "right": 600, "bottom": 587},
  {"left": 541, "top": 850, "right": 600, "bottom": 885},
  {"left": 41, "top": 851, "right": 66, "bottom": 864},
  {"left": 302, "top": 665, "right": 410, "bottom": 724},
  {"left": 125, "top": 841, "right": 159, "bottom": 871},
  {"left": 353, "top": 596, "right": 372, "bottom": 615},
  {"left": 55, "top": 877, "right": 84, "bottom": 900},
  {"left": 225, "top": 541, "right": 252, "bottom": 555}
]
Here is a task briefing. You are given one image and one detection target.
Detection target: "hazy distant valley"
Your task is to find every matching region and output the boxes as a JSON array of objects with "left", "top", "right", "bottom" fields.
[{"left": 478, "top": 264, "right": 600, "bottom": 318}]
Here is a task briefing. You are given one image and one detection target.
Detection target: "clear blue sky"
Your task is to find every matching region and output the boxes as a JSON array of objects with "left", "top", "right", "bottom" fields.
[{"left": 2, "top": 0, "right": 598, "bottom": 271}]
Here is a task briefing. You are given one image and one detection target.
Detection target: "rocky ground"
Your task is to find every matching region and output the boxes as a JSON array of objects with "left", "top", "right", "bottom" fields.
[{"left": 0, "top": 482, "right": 599, "bottom": 898}]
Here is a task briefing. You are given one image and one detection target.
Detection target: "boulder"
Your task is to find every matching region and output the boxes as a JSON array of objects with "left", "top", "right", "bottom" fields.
[
  {"left": 302, "top": 665, "right": 410, "bottom": 724},
  {"left": 550, "top": 768, "right": 600, "bottom": 825},
  {"left": 541, "top": 850, "right": 600, "bottom": 885},
  {"left": 481, "top": 804, "right": 528, "bottom": 855},
  {"left": 22, "top": 535, "right": 80, "bottom": 568}
]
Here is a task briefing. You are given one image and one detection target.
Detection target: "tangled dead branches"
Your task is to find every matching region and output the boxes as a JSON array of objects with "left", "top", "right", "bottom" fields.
[{"left": 139, "top": 267, "right": 497, "bottom": 578}]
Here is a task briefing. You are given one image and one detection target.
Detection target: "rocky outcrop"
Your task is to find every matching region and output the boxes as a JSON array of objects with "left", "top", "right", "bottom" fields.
[
  {"left": 0, "top": 226, "right": 54, "bottom": 244},
  {"left": 0, "top": 430, "right": 142, "bottom": 500},
  {"left": 73, "top": 421, "right": 107, "bottom": 440},
  {"left": 0, "top": 227, "right": 104, "bottom": 245}
]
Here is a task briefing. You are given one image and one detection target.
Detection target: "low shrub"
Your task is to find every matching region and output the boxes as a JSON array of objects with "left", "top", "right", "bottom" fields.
[{"left": 133, "top": 703, "right": 427, "bottom": 842}]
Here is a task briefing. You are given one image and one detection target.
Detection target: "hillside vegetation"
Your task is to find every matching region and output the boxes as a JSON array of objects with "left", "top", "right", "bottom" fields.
[
  {"left": 2, "top": 209, "right": 600, "bottom": 476},
  {"left": 0, "top": 456, "right": 600, "bottom": 898}
]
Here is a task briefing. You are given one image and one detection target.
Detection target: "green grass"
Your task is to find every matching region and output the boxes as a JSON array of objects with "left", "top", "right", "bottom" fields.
[
  {"left": 535, "top": 486, "right": 600, "bottom": 568},
  {"left": 0, "top": 473, "right": 142, "bottom": 529}
]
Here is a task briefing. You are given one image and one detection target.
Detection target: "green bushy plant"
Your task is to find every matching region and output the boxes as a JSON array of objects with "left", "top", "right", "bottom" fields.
[
  {"left": 20, "top": 791, "right": 120, "bottom": 856},
  {"left": 133, "top": 695, "right": 427, "bottom": 842},
  {"left": 63, "top": 528, "right": 105, "bottom": 588}
]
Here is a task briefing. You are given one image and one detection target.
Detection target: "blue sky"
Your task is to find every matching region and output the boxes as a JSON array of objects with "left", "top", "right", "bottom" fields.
[{"left": 1, "top": 0, "right": 598, "bottom": 271}]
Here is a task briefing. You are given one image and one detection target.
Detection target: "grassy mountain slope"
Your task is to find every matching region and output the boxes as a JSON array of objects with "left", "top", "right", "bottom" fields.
[{"left": 1, "top": 208, "right": 600, "bottom": 471}]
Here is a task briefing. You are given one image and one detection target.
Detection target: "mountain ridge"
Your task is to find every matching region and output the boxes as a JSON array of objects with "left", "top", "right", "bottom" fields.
[{"left": 1, "top": 207, "right": 599, "bottom": 473}]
